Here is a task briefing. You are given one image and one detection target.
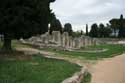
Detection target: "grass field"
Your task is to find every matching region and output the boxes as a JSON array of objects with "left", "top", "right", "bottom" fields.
[
  {"left": 0, "top": 55, "right": 81, "bottom": 83},
  {"left": 41, "top": 44, "right": 125, "bottom": 60},
  {"left": 0, "top": 40, "right": 32, "bottom": 49}
]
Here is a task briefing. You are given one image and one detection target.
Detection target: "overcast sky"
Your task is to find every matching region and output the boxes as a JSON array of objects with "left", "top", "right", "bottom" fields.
[{"left": 50, "top": 0, "right": 124, "bottom": 32}]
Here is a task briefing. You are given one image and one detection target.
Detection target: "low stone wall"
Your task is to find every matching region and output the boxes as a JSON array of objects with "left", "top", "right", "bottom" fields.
[
  {"left": 24, "top": 31, "right": 101, "bottom": 49},
  {"left": 62, "top": 67, "right": 87, "bottom": 83},
  {"left": 96, "top": 38, "right": 125, "bottom": 44}
]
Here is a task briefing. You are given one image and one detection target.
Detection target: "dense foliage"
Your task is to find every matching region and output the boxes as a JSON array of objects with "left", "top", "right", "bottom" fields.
[
  {"left": 49, "top": 13, "right": 62, "bottom": 34},
  {"left": 89, "top": 23, "right": 112, "bottom": 38},
  {"left": 86, "top": 24, "right": 89, "bottom": 36},
  {"left": 0, "top": 0, "right": 55, "bottom": 50},
  {"left": 64, "top": 23, "right": 73, "bottom": 36},
  {"left": 110, "top": 14, "right": 125, "bottom": 38},
  {"left": 89, "top": 23, "right": 98, "bottom": 37}
]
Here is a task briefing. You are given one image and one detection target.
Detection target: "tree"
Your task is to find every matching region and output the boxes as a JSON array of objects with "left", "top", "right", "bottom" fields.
[
  {"left": 64, "top": 23, "right": 73, "bottom": 36},
  {"left": 104, "top": 24, "right": 112, "bottom": 37},
  {"left": 49, "top": 13, "right": 62, "bottom": 34},
  {"left": 80, "top": 30, "right": 84, "bottom": 35},
  {"left": 98, "top": 23, "right": 112, "bottom": 37},
  {"left": 109, "top": 14, "right": 125, "bottom": 37},
  {"left": 86, "top": 24, "right": 89, "bottom": 36},
  {"left": 72, "top": 31, "right": 83, "bottom": 38},
  {"left": 0, "top": 0, "right": 55, "bottom": 51},
  {"left": 89, "top": 23, "right": 98, "bottom": 37},
  {"left": 118, "top": 14, "right": 125, "bottom": 37},
  {"left": 98, "top": 23, "right": 105, "bottom": 37},
  {"left": 110, "top": 19, "right": 119, "bottom": 37}
]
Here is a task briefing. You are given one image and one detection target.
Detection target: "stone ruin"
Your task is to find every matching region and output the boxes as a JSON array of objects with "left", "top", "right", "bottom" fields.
[{"left": 23, "top": 31, "right": 101, "bottom": 50}]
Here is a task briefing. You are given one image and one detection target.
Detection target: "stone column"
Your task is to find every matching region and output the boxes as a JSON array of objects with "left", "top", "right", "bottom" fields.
[
  {"left": 52, "top": 31, "right": 61, "bottom": 45},
  {"left": 62, "top": 32, "right": 69, "bottom": 48}
]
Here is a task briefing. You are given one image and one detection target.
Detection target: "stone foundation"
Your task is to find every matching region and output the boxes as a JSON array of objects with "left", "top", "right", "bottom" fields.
[{"left": 24, "top": 31, "right": 101, "bottom": 49}]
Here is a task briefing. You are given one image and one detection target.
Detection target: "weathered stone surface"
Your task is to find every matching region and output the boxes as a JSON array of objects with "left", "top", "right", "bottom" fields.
[
  {"left": 26, "top": 31, "right": 100, "bottom": 49},
  {"left": 62, "top": 67, "right": 87, "bottom": 83},
  {"left": 52, "top": 31, "right": 61, "bottom": 45},
  {"left": 62, "top": 32, "right": 69, "bottom": 48}
]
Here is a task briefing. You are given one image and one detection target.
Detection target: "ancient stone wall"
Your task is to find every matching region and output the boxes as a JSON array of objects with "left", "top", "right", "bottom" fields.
[{"left": 27, "top": 31, "right": 100, "bottom": 49}]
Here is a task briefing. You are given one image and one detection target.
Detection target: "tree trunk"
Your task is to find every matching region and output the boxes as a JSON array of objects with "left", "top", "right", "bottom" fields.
[
  {"left": 114, "top": 29, "right": 117, "bottom": 37},
  {"left": 2, "top": 35, "right": 12, "bottom": 51}
]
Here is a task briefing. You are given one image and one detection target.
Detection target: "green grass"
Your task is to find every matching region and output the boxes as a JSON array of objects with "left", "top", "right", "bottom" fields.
[
  {"left": 41, "top": 44, "right": 125, "bottom": 60},
  {"left": 81, "top": 72, "right": 91, "bottom": 83},
  {"left": 12, "top": 40, "right": 33, "bottom": 48},
  {"left": 0, "top": 40, "right": 33, "bottom": 51},
  {"left": 0, "top": 55, "right": 81, "bottom": 83}
]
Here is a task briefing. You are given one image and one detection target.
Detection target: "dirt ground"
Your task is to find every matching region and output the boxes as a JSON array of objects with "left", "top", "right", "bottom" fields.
[{"left": 91, "top": 54, "right": 125, "bottom": 83}]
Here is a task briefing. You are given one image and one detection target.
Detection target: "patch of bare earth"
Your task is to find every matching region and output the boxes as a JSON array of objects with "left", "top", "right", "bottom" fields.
[{"left": 91, "top": 54, "right": 125, "bottom": 83}]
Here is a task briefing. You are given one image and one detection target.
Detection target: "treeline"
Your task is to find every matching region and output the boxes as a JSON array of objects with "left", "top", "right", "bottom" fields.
[
  {"left": 49, "top": 13, "right": 73, "bottom": 36},
  {"left": 89, "top": 14, "right": 125, "bottom": 38},
  {"left": 50, "top": 13, "right": 125, "bottom": 38},
  {"left": 49, "top": 17, "right": 84, "bottom": 37},
  {"left": 89, "top": 23, "right": 112, "bottom": 38},
  {"left": 49, "top": 13, "right": 86, "bottom": 37},
  {"left": 110, "top": 14, "right": 125, "bottom": 38}
]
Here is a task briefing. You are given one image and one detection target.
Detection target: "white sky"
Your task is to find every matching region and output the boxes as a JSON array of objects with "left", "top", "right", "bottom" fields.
[{"left": 50, "top": 0, "right": 124, "bottom": 32}]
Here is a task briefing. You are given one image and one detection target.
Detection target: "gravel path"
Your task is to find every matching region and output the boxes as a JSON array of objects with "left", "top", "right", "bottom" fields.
[{"left": 91, "top": 54, "right": 125, "bottom": 83}]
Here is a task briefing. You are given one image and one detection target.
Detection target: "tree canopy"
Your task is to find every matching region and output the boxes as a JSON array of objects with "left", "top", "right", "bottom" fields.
[
  {"left": 110, "top": 14, "right": 125, "bottom": 37},
  {"left": 49, "top": 13, "right": 62, "bottom": 34},
  {"left": 86, "top": 24, "right": 89, "bottom": 36},
  {"left": 98, "top": 23, "right": 112, "bottom": 37},
  {"left": 89, "top": 23, "right": 98, "bottom": 37},
  {"left": 0, "top": 0, "right": 55, "bottom": 50},
  {"left": 64, "top": 23, "right": 73, "bottom": 36},
  {"left": 98, "top": 23, "right": 105, "bottom": 37}
]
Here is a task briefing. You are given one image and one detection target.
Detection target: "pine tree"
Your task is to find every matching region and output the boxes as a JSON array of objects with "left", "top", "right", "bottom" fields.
[{"left": 86, "top": 24, "right": 89, "bottom": 36}]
